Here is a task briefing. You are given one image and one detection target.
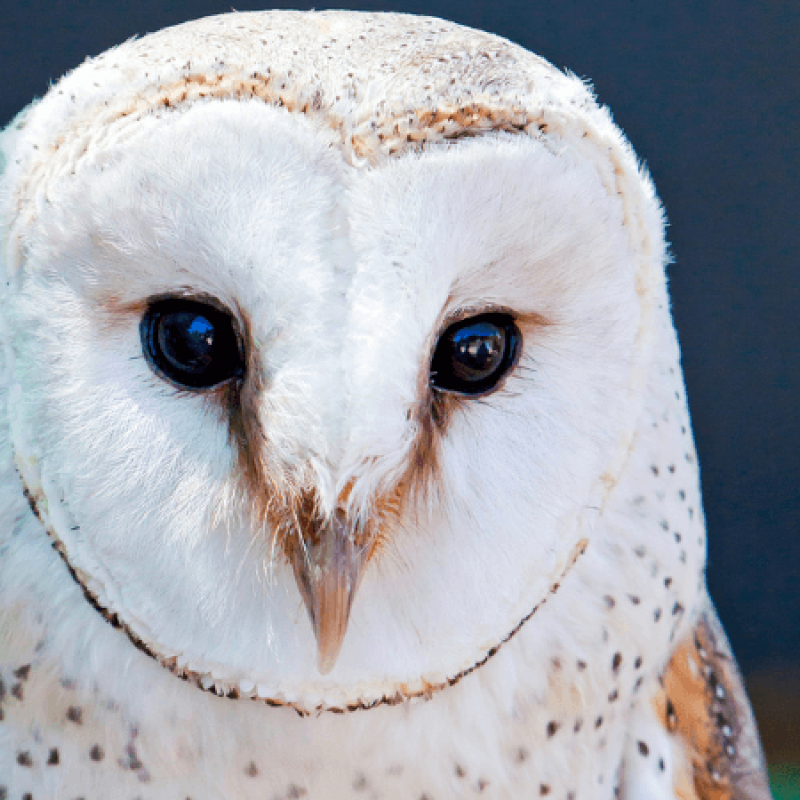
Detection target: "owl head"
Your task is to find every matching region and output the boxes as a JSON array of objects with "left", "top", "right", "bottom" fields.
[{"left": 0, "top": 11, "right": 673, "bottom": 712}]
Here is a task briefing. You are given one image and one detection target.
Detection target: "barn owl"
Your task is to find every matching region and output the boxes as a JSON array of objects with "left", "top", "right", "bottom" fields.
[{"left": 0, "top": 9, "right": 770, "bottom": 800}]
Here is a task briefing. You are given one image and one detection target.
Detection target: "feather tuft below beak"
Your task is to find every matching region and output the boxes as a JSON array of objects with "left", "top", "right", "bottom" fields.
[{"left": 289, "top": 509, "right": 369, "bottom": 674}]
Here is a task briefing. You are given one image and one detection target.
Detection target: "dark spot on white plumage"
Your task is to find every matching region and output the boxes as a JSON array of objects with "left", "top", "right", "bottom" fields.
[
  {"left": 477, "top": 778, "right": 489, "bottom": 792},
  {"left": 638, "top": 741, "right": 649, "bottom": 757},
  {"left": 595, "top": 716, "right": 603, "bottom": 729},
  {"left": 22, "top": 793, "right": 32, "bottom": 800},
  {"left": 11, "top": 682, "right": 23, "bottom": 700},
  {"left": 120, "top": 740, "right": 148, "bottom": 780},
  {"left": 539, "top": 784, "right": 551, "bottom": 795},
  {"left": 66, "top": 705, "right": 82, "bottom": 724},
  {"left": 612, "top": 652, "right": 622, "bottom": 672},
  {"left": 658, "top": 758, "right": 666, "bottom": 772},
  {"left": 674, "top": 532, "right": 682, "bottom": 543},
  {"left": 654, "top": 608, "right": 662, "bottom": 622},
  {"left": 634, "top": 656, "right": 643, "bottom": 669},
  {"left": 672, "top": 602, "right": 684, "bottom": 616},
  {"left": 515, "top": 747, "right": 529, "bottom": 763},
  {"left": 603, "top": 595, "right": 616, "bottom": 609},
  {"left": 353, "top": 773, "right": 368, "bottom": 790},
  {"left": 546, "top": 720, "right": 559, "bottom": 737},
  {"left": 90, "top": 743, "right": 104, "bottom": 761},
  {"left": 576, "top": 659, "right": 587, "bottom": 671},
  {"left": 628, "top": 594, "right": 641, "bottom": 605},
  {"left": 608, "top": 689, "right": 619, "bottom": 702},
  {"left": 287, "top": 785, "right": 307, "bottom": 798},
  {"left": 17, "top": 750, "right": 33, "bottom": 767},
  {"left": 664, "top": 576, "right": 673, "bottom": 588},
  {"left": 574, "top": 718, "right": 583, "bottom": 733},
  {"left": 13, "top": 664, "right": 31, "bottom": 680},
  {"left": 47, "top": 747, "right": 60, "bottom": 765},
  {"left": 245, "top": 761, "right": 259, "bottom": 778},
  {"left": 455, "top": 763, "right": 467, "bottom": 777}
]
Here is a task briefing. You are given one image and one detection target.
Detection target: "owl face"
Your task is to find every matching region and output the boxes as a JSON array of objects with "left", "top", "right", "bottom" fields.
[{"left": 2, "top": 13, "right": 663, "bottom": 711}]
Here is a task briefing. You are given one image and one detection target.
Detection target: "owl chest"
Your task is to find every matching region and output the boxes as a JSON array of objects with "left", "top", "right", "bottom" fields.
[{"left": 0, "top": 657, "right": 650, "bottom": 800}]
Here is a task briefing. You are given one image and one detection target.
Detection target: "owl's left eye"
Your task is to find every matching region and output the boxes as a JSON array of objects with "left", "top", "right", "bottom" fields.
[
  {"left": 141, "top": 299, "right": 245, "bottom": 390},
  {"left": 430, "top": 313, "right": 521, "bottom": 396}
]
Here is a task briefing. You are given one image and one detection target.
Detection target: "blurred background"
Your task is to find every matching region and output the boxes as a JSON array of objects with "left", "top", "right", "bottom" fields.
[{"left": 1, "top": 0, "right": 797, "bottom": 793}]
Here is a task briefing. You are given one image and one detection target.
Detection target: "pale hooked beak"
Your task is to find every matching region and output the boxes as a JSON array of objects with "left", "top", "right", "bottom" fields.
[{"left": 289, "top": 509, "right": 370, "bottom": 674}]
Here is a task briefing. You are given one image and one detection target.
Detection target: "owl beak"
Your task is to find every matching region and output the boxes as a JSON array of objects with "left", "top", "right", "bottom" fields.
[{"left": 289, "top": 509, "right": 369, "bottom": 674}]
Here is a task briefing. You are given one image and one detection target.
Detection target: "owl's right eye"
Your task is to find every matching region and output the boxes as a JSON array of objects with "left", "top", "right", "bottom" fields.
[{"left": 141, "top": 299, "right": 245, "bottom": 390}]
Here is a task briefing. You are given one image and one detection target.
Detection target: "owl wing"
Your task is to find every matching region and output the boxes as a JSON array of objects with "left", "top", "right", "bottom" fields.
[{"left": 653, "top": 596, "right": 771, "bottom": 800}]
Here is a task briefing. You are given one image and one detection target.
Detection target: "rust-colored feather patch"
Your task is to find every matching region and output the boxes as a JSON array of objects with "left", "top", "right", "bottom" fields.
[{"left": 654, "top": 605, "right": 771, "bottom": 800}]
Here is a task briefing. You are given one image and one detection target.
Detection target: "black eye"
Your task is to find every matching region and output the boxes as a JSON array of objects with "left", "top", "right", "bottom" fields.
[
  {"left": 141, "top": 299, "right": 244, "bottom": 390},
  {"left": 430, "top": 313, "right": 521, "bottom": 396}
]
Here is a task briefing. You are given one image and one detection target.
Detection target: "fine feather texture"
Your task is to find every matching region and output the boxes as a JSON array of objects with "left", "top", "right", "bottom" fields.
[{"left": 0, "top": 10, "right": 768, "bottom": 799}]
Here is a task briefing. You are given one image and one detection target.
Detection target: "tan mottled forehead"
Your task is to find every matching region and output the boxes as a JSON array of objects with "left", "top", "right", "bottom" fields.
[
  {"left": 33, "top": 10, "right": 584, "bottom": 149},
  {"left": 3, "top": 9, "right": 661, "bottom": 286},
  {"left": 7, "top": 10, "right": 598, "bottom": 175}
]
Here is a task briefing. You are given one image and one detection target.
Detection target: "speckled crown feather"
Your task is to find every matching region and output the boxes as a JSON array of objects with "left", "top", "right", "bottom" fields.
[{"left": 2, "top": 11, "right": 658, "bottom": 281}]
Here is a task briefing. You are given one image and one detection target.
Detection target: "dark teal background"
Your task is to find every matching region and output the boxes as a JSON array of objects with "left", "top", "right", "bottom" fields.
[{"left": 1, "top": 0, "right": 797, "bottom": 728}]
